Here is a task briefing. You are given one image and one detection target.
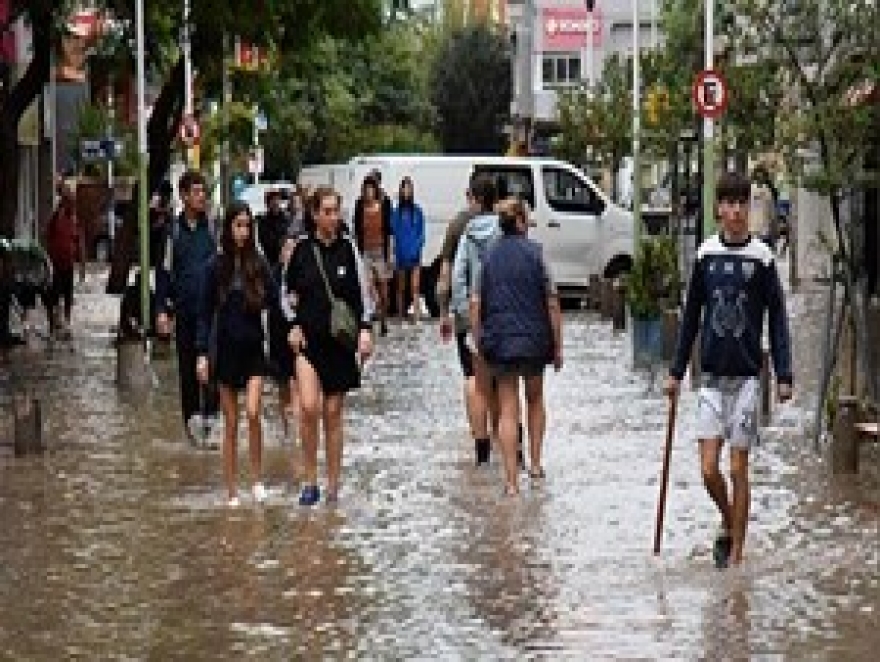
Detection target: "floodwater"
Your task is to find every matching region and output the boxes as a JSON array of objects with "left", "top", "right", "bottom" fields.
[{"left": 0, "top": 268, "right": 878, "bottom": 660}]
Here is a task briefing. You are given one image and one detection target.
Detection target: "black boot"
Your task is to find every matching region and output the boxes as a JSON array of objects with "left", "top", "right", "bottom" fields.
[{"left": 475, "top": 438, "right": 491, "bottom": 465}]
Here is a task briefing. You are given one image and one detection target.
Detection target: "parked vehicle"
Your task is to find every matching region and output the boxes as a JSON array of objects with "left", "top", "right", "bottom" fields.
[{"left": 299, "top": 155, "right": 635, "bottom": 315}]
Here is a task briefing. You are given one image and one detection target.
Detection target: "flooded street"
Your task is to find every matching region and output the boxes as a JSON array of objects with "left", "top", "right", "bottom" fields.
[{"left": 1, "top": 268, "right": 878, "bottom": 659}]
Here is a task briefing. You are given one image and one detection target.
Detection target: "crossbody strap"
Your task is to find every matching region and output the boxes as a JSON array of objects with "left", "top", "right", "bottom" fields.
[{"left": 311, "top": 242, "right": 336, "bottom": 303}]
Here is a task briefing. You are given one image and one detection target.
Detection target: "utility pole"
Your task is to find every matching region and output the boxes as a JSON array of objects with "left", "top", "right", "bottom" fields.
[
  {"left": 585, "top": 1, "right": 597, "bottom": 94},
  {"left": 632, "top": 0, "right": 642, "bottom": 243},
  {"left": 702, "top": 0, "right": 716, "bottom": 237},
  {"left": 135, "top": 0, "right": 150, "bottom": 352},
  {"left": 183, "top": 0, "right": 195, "bottom": 169}
]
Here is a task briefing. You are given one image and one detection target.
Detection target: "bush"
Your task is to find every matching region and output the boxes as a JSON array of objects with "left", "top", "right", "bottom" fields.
[{"left": 625, "top": 235, "right": 681, "bottom": 319}]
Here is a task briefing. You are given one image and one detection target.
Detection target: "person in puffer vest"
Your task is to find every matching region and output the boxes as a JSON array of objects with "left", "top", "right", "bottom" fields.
[{"left": 471, "top": 197, "right": 563, "bottom": 497}]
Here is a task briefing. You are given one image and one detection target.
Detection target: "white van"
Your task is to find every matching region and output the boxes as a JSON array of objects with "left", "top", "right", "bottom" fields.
[{"left": 299, "top": 155, "right": 634, "bottom": 313}]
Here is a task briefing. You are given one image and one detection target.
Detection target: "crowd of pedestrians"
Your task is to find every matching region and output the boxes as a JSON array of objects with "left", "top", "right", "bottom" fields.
[{"left": 2, "top": 163, "right": 793, "bottom": 570}]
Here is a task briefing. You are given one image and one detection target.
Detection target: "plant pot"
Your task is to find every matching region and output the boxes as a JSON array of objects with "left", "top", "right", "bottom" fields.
[{"left": 632, "top": 315, "right": 664, "bottom": 370}]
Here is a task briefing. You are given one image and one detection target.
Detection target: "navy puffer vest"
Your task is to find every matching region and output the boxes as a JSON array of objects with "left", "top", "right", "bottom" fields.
[{"left": 478, "top": 235, "right": 553, "bottom": 365}]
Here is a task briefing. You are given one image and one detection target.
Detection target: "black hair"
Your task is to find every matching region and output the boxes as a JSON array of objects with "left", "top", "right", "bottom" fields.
[
  {"left": 716, "top": 171, "right": 751, "bottom": 203},
  {"left": 178, "top": 169, "right": 206, "bottom": 195},
  {"left": 469, "top": 173, "right": 497, "bottom": 212}
]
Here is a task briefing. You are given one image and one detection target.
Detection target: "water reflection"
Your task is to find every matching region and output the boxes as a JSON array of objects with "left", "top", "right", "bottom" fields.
[{"left": 1, "top": 278, "right": 879, "bottom": 658}]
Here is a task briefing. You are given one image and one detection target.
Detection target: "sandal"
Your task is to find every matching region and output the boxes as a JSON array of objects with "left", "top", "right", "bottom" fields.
[{"left": 529, "top": 467, "right": 546, "bottom": 481}]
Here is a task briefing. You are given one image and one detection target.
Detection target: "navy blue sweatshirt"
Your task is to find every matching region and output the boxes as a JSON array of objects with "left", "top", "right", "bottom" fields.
[
  {"left": 155, "top": 213, "right": 217, "bottom": 322},
  {"left": 670, "top": 233, "right": 793, "bottom": 385},
  {"left": 195, "top": 254, "right": 280, "bottom": 355}
]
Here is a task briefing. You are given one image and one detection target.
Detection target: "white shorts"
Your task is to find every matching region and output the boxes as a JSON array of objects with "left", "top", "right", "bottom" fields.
[
  {"left": 695, "top": 376, "right": 760, "bottom": 450},
  {"left": 362, "top": 249, "right": 392, "bottom": 281}
]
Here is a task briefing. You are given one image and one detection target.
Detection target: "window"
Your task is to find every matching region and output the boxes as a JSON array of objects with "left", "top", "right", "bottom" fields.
[
  {"left": 542, "top": 166, "right": 604, "bottom": 215},
  {"left": 473, "top": 165, "right": 535, "bottom": 210},
  {"left": 541, "top": 53, "right": 582, "bottom": 87}
]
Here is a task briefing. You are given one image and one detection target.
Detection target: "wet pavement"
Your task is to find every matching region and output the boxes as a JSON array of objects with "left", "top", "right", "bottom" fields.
[{"left": 1, "top": 266, "right": 878, "bottom": 660}]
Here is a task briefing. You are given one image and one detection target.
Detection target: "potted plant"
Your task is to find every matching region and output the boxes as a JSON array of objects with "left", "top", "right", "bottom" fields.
[{"left": 625, "top": 235, "right": 682, "bottom": 369}]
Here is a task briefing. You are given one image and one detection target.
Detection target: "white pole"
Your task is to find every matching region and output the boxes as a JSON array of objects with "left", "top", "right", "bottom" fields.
[
  {"left": 135, "top": 0, "right": 151, "bottom": 348},
  {"left": 632, "top": 0, "right": 641, "bottom": 240},
  {"left": 183, "top": 0, "right": 194, "bottom": 168},
  {"left": 651, "top": 0, "right": 658, "bottom": 48},
  {"left": 703, "top": 0, "right": 716, "bottom": 236},
  {"left": 586, "top": 9, "right": 595, "bottom": 93},
  {"left": 107, "top": 86, "right": 115, "bottom": 247}
]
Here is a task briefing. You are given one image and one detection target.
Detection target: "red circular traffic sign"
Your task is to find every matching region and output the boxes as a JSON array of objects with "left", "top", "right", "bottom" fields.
[
  {"left": 179, "top": 115, "right": 201, "bottom": 146},
  {"left": 692, "top": 69, "right": 728, "bottom": 119}
]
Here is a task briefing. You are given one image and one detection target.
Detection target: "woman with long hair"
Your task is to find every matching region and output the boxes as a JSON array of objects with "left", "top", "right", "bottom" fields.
[
  {"left": 285, "top": 187, "right": 374, "bottom": 506},
  {"left": 196, "top": 201, "right": 279, "bottom": 507},
  {"left": 390, "top": 176, "right": 426, "bottom": 322}
]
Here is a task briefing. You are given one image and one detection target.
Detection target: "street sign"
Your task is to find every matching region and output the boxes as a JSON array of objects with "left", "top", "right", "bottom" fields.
[
  {"left": 80, "top": 138, "right": 123, "bottom": 163},
  {"left": 179, "top": 114, "right": 200, "bottom": 146},
  {"left": 692, "top": 69, "right": 728, "bottom": 119}
]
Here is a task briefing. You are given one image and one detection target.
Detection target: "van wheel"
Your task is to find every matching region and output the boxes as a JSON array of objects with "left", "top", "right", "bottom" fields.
[
  {"left": 422, "top": 258, "right": 441, "bottom": 318},
  {"left": 603, "top": 255, "right": 633, "bottom": 280}
]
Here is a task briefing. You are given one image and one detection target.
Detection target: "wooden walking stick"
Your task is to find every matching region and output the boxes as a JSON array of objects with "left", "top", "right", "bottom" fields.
[{"left": 653, "top": 392, "right": 678, "bottom": 555}]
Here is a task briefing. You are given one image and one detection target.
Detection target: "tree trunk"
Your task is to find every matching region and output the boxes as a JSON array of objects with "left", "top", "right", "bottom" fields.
[
  {"left": 107, "top": 58, "right": 184, "bottom": 295},
  {"left": 0, "top": 12, "right": 51, "bottom": 240}
]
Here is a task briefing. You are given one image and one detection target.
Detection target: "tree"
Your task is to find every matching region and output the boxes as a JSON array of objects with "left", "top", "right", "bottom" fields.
[
  {"left": 732, "top": 0, "right": 879, "bottom": 414},
  {"left": 429, "top": 24, "right": 511, "bottom": 153}
]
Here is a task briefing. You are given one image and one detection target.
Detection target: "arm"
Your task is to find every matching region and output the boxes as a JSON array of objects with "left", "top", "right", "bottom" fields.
[
  {"left": 542, "top": 252, "right": 563, "bottom": 369},
  {"left": 449, "top": 234, "right": 470, "bottom": 317},
  {"left": 383, "top": 197, "right": 393, "bottom": 261},
  {"left": 766, "top": 260, "right": 793, "bottom": 387},
  {"left": 669, "top": 259, "right": 705, "bottom": 380},
  {"left": 416, "top": 206, "right": 426, "bottom": 254},
  {"left": 350, "top": 239, "right": 375, "bottom": 330},
  {"left": 195, "top": 258, "right": 215, "bottom": 356},
  {"left": 154, "top": 226, "right": 173, "bottom": 317},
  {"left": 353, "top": 199, "right": 365, "bottom": 252}
]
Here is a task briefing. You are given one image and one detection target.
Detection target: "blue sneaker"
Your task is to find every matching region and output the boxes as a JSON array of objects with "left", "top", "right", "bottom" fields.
[{"left": 299, "top": 485, "right": 321, "bottom": 506}]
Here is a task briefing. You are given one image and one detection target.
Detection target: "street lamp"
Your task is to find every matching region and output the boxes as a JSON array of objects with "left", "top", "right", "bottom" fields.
[
  {"left": 632, "top": 0, "right": 642, "bottom": 243},
  {"left": 585, "top": 0, "right": 597, "bottom": 94}
]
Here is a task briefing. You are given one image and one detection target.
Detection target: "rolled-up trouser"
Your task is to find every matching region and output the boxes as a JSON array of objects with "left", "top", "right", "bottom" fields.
[{"left": 175, "top": 316, "right": 218, "bottom": 426}]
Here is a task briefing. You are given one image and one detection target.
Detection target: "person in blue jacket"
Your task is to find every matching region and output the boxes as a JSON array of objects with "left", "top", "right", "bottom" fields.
[
  {"left": 195, "top": 201, "right": 281, "bottom": 508},
  {"left": 390, "top": 176, "right": 426, "bottom": 322}
]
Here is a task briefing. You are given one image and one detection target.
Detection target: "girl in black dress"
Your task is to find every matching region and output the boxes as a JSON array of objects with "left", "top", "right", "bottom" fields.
[
  {"left": 196, "top": 201, "right": 279, "bottom": 507},
  {"left": 285, "top": 187, "right": 374, "bottom": 506}
]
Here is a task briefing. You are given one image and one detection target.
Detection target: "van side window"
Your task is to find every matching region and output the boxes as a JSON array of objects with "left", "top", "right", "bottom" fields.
[
  {"left": 542, "top": 167, "right": 605, "bottom": 215},
  {"left": 473, "top": 166, "right": 535, "bottom": 209}
]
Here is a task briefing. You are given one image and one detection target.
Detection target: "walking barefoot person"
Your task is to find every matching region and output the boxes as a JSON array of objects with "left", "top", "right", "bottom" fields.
[
  {"left": 196, "top": 202, "right": 280, "bottom": 507},
  {"left": 665, "top": 171, "right": 793, "bottom": 568},
  {"left": 471, "top": 198, "right": 563, "bottom": 496},
  {"left": 285, "top": 187, "right": 374, "bottom": 506}
]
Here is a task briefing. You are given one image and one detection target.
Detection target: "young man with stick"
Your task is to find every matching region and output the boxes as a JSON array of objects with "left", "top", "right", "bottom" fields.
[{"left": 664, "top": 171, "right": 793, "bottom": 568}]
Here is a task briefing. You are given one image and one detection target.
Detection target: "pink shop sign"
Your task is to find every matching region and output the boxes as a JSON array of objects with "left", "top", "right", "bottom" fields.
[{"left": 542, "top": 7, "right": 603, "bottom": 51}]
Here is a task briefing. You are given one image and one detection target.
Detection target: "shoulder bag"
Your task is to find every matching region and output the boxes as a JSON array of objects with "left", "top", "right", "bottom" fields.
[{"left": 312, "top": 242, "right": 359, "bottom": 350}]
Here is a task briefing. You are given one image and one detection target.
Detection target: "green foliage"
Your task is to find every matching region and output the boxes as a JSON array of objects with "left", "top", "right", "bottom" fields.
[
  {"left": 70, "top": 103, "right": 137, "bottom": 177},
  {"left": 625, "top": 235, "right": 682, "bottom": 320},
  {"left": 429, "top": 24, "right": 512, "bottom": 153}
]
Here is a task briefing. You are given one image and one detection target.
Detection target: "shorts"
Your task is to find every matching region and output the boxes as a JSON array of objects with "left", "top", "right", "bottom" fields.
[
  {"left": 362, "top": 249, "right": 392, "bottom": 281},
  {"left": 455, "top": 331, "right": 475, "bottom": 378},
  {"left": 695, "top": 376, "right": 760, "bottom": 450},
  {"left": 488, "top": 359, "right": 546, "bottom": 379}
]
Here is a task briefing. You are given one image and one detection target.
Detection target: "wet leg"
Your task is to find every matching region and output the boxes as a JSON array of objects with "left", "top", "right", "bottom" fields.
[
  {"left": 296, "top": 355, "right": 322, "bottom": 488},
  {"left": 245, "top": 376, "right": 263, "bottom": 486},
  {"left": 323, "top": 394, "right": 345, "bottom": 501},
  {"left": 700, "top": 438, "right": 732, "bottom": 531},
  {"left": 219, "top": 385, "right": 239, "bottom": 501},
  {"left": 524, "top": 375, "right": 546, "bottom": 474},
  {"left": 496, "top": 375, "right": 521, "bottom": 495},
  {"left": 729, "top": 448, "right": 750, "bottom": 565}
]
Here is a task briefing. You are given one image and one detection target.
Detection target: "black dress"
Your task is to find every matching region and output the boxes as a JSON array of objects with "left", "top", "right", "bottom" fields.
[
  {"left": 197, "top": 256, "right": 278, "bottom": 392},
  {"left": 284, "top": 234, "right": 370, "bottom": 395}
]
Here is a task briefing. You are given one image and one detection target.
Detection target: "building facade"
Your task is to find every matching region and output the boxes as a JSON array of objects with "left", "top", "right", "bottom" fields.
[{"left": 508, "top": 0, "right": 662, "bottom": 133}]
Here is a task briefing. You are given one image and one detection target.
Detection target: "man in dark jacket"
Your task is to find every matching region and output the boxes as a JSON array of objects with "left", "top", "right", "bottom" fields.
[
  {"left": 155, "top": 170, "right": 218, "bottom": 442},
  {"left": 257, "top": 189, "right": 290, "bottom": 265}
]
